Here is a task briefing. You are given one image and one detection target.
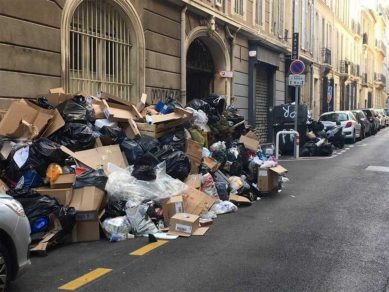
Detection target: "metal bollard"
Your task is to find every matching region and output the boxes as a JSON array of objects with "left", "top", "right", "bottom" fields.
[{"left": 276, "top": 130, "right": 300, "bottom": 160}]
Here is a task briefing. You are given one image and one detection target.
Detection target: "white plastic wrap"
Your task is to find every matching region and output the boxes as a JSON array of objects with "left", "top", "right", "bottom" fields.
[
  {"left": 105, "top": 162, "right": 188, "bottom": 208},
  {"left": 125, "top": 203, "right": 159, "bottom": 236},
  {"left": 210, "top": 141, "right": 226, "bottom": 152},
  {"left": 211, "top": 201, "right": 238, "bottom": 215},
  {"left": 201, "top": 173, "right": 219, "bottom": 199},
  {"left": 186, "top": 107, "right": 208, "bottom": 127},
  {"left": 102, "top": 216, "right": 133, "bottom": 242}
]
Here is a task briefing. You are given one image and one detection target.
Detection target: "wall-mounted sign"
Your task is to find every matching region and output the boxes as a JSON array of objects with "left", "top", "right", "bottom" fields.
[{"left": 219, "top": 70, "right": 233, "bottom": 78}]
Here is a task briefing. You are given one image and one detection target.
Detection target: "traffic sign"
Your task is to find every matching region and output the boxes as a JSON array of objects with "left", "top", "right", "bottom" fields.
[
  {"left": 290, "top": 59, "right": 305, "bottom": 74},
  {"left": 288, "top": 74, "right": 305, "bottom": 87},
  {"left": 219, "top": 70, "right": 233, "bottom": 78},
  {"left": 292, "top": 33, "right": 299, "bottom": 60}
]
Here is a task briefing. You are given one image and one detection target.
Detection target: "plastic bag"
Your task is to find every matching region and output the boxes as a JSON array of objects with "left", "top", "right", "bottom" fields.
[
  {"left": 204, "top": 94, "right": 226, "bottom": 116},
  {"left": 8, "top": 188, "right": 61, "bottom": 232},
  {"left": 46, "top": 163, "right": 63, "bottom": 183},
  {"left": 105, "top": 162, "right": 188, "bottom": 208},
  {"left": 55, "top": 207, "right": 76, "bottom": 234},
  {"left": 105, "top": 199, "right": 127, "bottom": 218},
  {"left": 57, "top": 97, "right": 88, "bottom": 123},
  {"left": 74, "top": 168, "right": 107, "bottom": 190},
  {"left": 102, "top": 216, "right": 133, "bottom": 241},
  {"left": 158, "top": 128, "right": 186, "bottom": 151},
  {"left": 158, "top": 151, "right": 190, "bottom": 181},
  {"left": 125, "top": 203, "right": 159, "bottom": 236},
  {"left": 210, "top": 141, "right": 226, "bottom": 152},
  {"left": 211, "top": 200, "right": 238, "bottom": 215},
  {"left": 120, "top": 138, "right": 144, "bottom": 165},
  {"left": 99, "top": 126, "right": 125, "bottom": 144},
  {"left": 186, "top": 99, "right": 212, "bottom": 113},
  {"left": 132, "top": 165, "right": 156, "bottom": 181},
  {"left": 186, "top": 107, "right": 208, "bottom": 128},
  {"left": 201, "top": 173, "right": 219, "bottom": 199},
  {"left": 15, "top": 169, "right": 44, "bottom": 189},
  {"left": 50, "top": 122, "right": 95, "bottom": 151},
  {"left": 260, "top": 160, "right": 278, "bottom": 169}
]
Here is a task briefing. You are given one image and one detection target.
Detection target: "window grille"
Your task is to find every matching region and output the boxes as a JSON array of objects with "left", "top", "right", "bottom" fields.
[{"left": 69, "top": 0, "right": 133, "bottom": 100}]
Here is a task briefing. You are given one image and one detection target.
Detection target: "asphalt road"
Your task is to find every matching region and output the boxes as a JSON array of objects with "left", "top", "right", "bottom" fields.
[{"left": 10, "top": 129, "right": 389, "bottom": 292}]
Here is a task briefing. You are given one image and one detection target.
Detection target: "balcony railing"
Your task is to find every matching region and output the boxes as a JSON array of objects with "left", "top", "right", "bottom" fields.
[
  {"left": 375, "top": 39, "right": 387, "bottom": 56},
  {"left": 321, "top": 48, "right": 331, "bottom": 65},
  {"left": 374, "top": 72, "right": 386, "bottom": 85}
]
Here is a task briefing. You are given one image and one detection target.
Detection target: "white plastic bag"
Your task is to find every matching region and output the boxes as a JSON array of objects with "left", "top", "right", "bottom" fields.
[
  {"left": 211, "top": 201, "right": 238, "bottom": 215},
  {"left": 201, "top": 173, "right": 219, "bottom": 199},
  {"left": 125, "top": 203, "right": 159, "bottom": 236},
  {"left": 105, "top": 162, "right": 188, "bottom": 208},
  {"left": 102, "top": 216, "right": 133, "bottom": 242}
]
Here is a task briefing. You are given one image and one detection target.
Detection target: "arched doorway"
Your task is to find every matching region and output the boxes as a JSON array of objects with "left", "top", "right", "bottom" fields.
[{"left": 186, "top": 38, "right": 215, "bottom": 102}]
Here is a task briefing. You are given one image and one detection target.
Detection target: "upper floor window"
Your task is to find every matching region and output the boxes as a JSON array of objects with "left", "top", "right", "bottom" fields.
[
  {"left": 255, "top": 0, "right": 264, "bottom": 26},
  {"left": 233, "top": 0, "right": 245, "bottom": 17}
]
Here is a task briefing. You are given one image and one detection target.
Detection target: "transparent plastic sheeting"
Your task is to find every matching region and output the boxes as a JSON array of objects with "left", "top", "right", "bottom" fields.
[{"left": 105, "top": 162, "right": 188, "bottom": 208}]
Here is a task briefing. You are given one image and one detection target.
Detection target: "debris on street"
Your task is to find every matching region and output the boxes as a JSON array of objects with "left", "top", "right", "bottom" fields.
[{"left": 0, "top": 89, "right": 289, "bottom": 254}]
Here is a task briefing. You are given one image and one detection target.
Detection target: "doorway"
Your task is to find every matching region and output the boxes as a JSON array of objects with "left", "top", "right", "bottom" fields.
[{"left": 186, "top": 38, "right": 215, "bottom": 102}]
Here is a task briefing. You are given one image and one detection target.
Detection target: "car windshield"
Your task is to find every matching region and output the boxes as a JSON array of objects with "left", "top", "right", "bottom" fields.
[
  {"left": 320, "top": 113, "right": 348, "bottom": 122},
  {"left": 385, "top": 109, "right": 389, "bottom": 115}
]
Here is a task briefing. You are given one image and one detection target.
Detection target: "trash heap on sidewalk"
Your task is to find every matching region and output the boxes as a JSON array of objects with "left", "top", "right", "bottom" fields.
[{"left": 0, "top": 88, "right": 289, "bottom": 254}]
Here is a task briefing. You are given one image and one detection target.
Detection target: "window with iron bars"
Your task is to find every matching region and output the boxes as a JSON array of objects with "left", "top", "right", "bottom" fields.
[
  {"left": 69, "top": 0, "right": 133, "bottom": 101},
  {"left": 234, "top": 0, "right": 244, "bottom": 16}
]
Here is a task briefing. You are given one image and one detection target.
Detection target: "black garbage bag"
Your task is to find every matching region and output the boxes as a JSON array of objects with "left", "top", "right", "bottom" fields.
[
  {"left": 57, "top": 98, "right": 88, "bottom": 123},
  {"left": 120, "top": 138, "right": 144, "bottom": 165},
  {"left": 137, "top": 136, "right": 160, "bottom": 154},
  {"left": 204, "top": 94, "right": 226, "bottom": 116},
  {"left": 8, "top": 188, "right": 61, "bottom": 232},
  {"left": 317, "top": 143, "right": 333, "bottom": 156},
  {"left": 34, "top": 97, "right": 55, "bottom": 109},
  {"left": 74, "top": 168, "right": 107, "bottom": 191},
  {"left": 159, "top": 151, "right": 190, "bottom": 181},
  {"left": 229, "top": 161, "right": 243, "bottom": 176},
  {"left": 50, "top": 122, "right": 96, "bottom": 151},
  {"left": 99, "top": 126, "right": 125, "bottom": 144},
  {"left": 158, "top": 128, "right": 186, "bottom": 151},
  {"left": 301, "top": 141, "right": 318, "bottom": 157},
  {"left": 55, "top": 207, "right": 76, "bottom": 233},
  {"left": 131, "top": 152, "right": 158, "bottom": 181},
  {"left": 27, "top": 138, "right": 66, "bottom": 176},
  {"left": 186, "top": 99, "right": 212, "bottom": 113},
  {"left": 105, "top": 199, "right": 127, "bottom": 218}
]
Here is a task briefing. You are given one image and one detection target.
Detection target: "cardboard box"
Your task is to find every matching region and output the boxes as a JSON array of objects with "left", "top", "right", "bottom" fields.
[
  {"left": 145, "top": 108, "right": 193, "bottom": 124},
  {"left": 69, "top": 186, "right": 105, "bottom": 242},
  {"left": 50, "top": 174, "right": 75, "bottom": 189},
  {"left": 257, "top": 165, "right": 288, "bottom": 193},
  {"left": 202, "top": 157, "right": 219, "bottom": 172},
  {"left": 229, "top": 193, "right": 252, "bottom": 206},
  {"left": 239, "top": 135, "right": 259, "bottom": 152},
  {"left": 189, "top": 158, "right": 201, "bottom": 175},
  {"left": 34, "top": 187, "right": 73, "bottom": 206},
  {"left": 161, "top": 195, "right": 184, "bottom": 226},
  {"left": 185, "top": 139, "right": 202, "bottom": 163},
  {"left": 168, "top": 213, "right": 208, "bottom": 237},
  {"left": 0, "top": 99, "right": 64, "bottom": 139},
  {"left": 61, "top": 145, "right": 128, "bottom": 175},
  {"left": 182, "top": 187, "right": 216, "bottom": 216}
]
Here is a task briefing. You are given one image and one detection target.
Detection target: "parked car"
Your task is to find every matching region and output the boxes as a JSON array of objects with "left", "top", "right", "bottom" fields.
[
  {"left": 352, "top": 110, "right": 371, "bottom": 138},
  {"left": 319, "top": 111, "right": 362, "bottom": 143},
  {"left": 384, "top": 108, "right": 389, "bottom": 126},
  {"left": 376, "top": 109, "right": 388, "bottom": 128},
  {"left": 361, "top": 109, "right": 380, "bottom": 134},
  {"left": 0, "top": 194, "right": 31, "bottom": 290},
  {"left": 374, "top": 109, "right": 386, "bottom": 129}
]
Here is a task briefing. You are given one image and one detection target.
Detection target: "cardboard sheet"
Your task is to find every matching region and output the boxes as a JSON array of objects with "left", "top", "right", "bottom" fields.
[{"left": 182, "top": 187, "right": 216, "bottom": 216}]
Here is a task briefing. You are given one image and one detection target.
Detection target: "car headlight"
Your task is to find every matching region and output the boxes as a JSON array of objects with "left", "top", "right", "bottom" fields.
[{"left": 4, "top": 199, "right": 26, "bottom": 217}]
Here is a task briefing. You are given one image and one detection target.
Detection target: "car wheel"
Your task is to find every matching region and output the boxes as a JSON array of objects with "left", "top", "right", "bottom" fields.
[
  {"left": 351, "top": 131, "right": 356, "bottom": 144},
  {"left": 0, "top": 241, "right": 11, "bottom": 291}
]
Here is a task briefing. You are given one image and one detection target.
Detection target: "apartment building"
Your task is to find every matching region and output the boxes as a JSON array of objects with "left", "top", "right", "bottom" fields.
[{"left": 0, "top": 0, "right": 387, "bottom": 141}]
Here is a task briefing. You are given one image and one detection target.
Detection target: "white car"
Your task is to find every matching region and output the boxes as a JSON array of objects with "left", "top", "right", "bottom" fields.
[
  {"left": 376, "top": 109, "right": 387, "bottom": 128},
  {"left": 0, "top": 194, "right": 31, "bottom": 290},
  {"left": 319, "top": 111, "right": 362, "bottom": 143}
]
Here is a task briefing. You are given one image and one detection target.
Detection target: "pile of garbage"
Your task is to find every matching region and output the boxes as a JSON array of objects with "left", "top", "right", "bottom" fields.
[{"left": 0, "top": 88, "right": 289, "bottom": 253}]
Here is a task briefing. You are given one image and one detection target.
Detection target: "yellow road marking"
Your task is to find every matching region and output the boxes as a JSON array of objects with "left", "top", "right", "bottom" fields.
[
  {"left": 59, "top": 268, "right": 112, "bottom": 291},
  {"left": 130, "top": 240, "right": 168, "bottom": 256}
]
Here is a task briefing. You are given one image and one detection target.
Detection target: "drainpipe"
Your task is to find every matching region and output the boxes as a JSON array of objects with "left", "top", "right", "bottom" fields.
[
  {"left": 310, "top": 63, "right": 314, "bottom": 111},
  {"left": 225, "top": 25, "right": 241, "bottom": 105},
  {"left": 181, "top": 6, "right": 187, "bottom": 104}
]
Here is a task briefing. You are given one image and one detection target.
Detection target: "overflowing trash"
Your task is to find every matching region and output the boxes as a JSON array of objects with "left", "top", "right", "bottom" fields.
[{"left": 0, "top": 88, "right": 290, "bottom": 255}]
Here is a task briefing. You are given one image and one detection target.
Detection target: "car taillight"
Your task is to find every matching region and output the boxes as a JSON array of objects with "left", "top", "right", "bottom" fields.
[{"left": 345, "top": 121, "right": 352, "bottom": 128}]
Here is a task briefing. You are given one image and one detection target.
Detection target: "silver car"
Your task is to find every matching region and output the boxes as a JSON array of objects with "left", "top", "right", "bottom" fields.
[{"left": 0, "top": 194, "right": 31, "bottom": 290}]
